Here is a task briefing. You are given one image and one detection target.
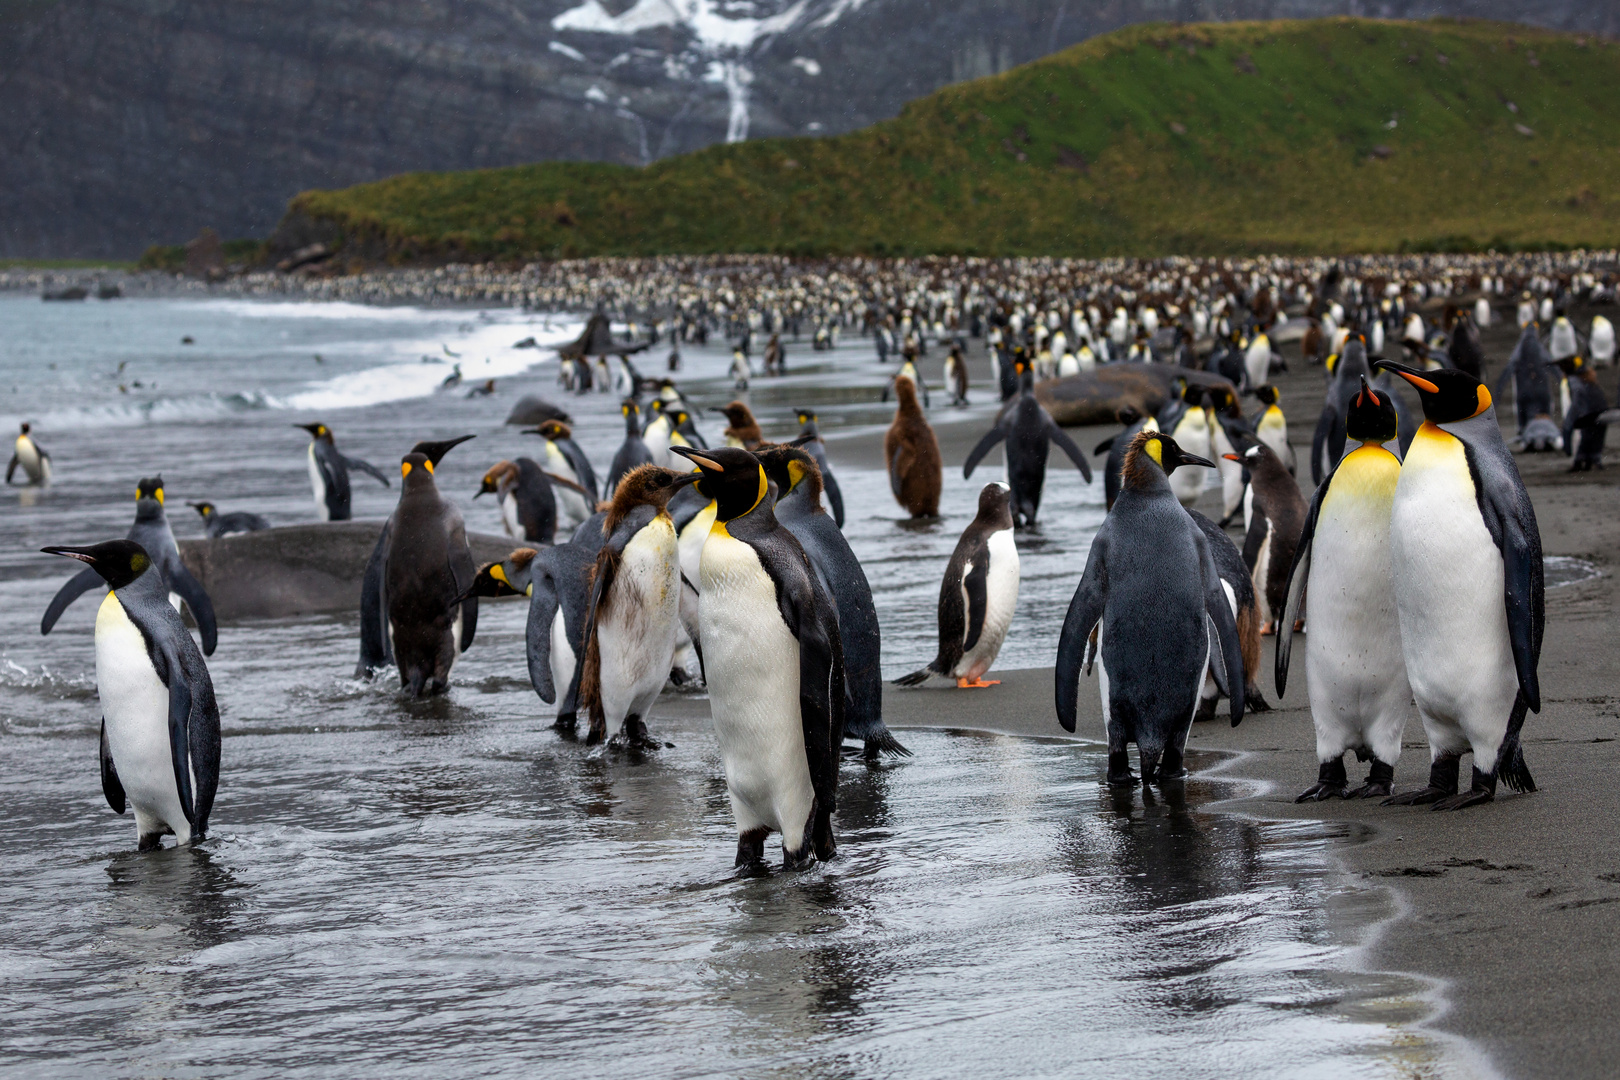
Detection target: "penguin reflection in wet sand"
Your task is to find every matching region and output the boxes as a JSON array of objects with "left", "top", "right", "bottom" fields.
[
  {"left": 671, "top": 445, "right": 844, "bottom": 870},
  {"left": 794, "top": 408, "right": 845, "bottom": 527},
  {"left": 885, "top": 376, "right": 942, "bottom": 518},
  {"left": 1277, "top": 379, "right": 1412, "bottom": 801},
  {"left": 475, "top": 459, "right": 556, "bottom": 544},
  {"left": 296, "top": 423, "right": 391, "bottom": 522},
  {"left": 7, "top": 422, "right": 51, "bottom": 485},
  {"left": 42, "top": 540, "right": 219, "bottom": 850},
  {"left": 963, "top": 360, "right": 1092, "bottom": 528},
  {"left": 895, "top": 482, "right": 1018, "bottom": 689},
  {"left": 572, "top": 465, "right": 701, "bottom": 746},
  {"left": 1056, "top": 432, "right": 1244, "bottom": 787},
  {"left": 356, "top": 436, "right": 479, "bottom": 696},
  {"left": 1374, "top": 360, "right": 1543, "bottom": 809},
  {"left": 43, "top": 477, "right": 218, "bottom": 657},
  {"left": 1226, "top": 441, "right": 1308, "bottom": 635}
]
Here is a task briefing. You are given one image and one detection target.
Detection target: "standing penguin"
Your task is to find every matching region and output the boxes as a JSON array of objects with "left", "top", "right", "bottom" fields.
[
  {"left": 1447, "top": 312, "right": 1486, "bottom": 379},
  {"left": 1094, "top": 408, "right": 1155, "bottom": 511},
  {"left": 606, "top": 399, "right": 654, "bottom": 497},
  {"left": 1243, "top": 332, "right": 1273, "bottom": 392},
  {"left": 355, "top": 435, "right": 479, "bottom": 696},
  {"left": 42, "top": 539, "right": 220, "bottom": 851},
  {"left": 1374, "top": 360, "right": 1542, "bottom": 809},
  {"left": 1590, "top": 314, "right": 1615, "bottom": 368},
  {"left": 1167, "top": 387, "right": 1213, "bottom": 508},
  {"left": 884, "top": 376, "right": 942, "bottom": 518},
  {"left": 944, "top": 345, "right": 970, "bottom": 405},
  {"left": 7, "top": 422, "right": 51, "bottom": 485},
  {"left": 42, "top": 477, "right": 217, "bottom": 657},
  {"left": 1311, "top": 338, "right": 1375, "bottom": 484},
  {"left": 730, "top": 347, "right": 751, "bottom": 390},
  {"left": 187, "top": 501, "right": 271, "bottom": 538},
  {"left": 295, "top": 423, "right": 391, "bottom": 522},
  {"left": 962, "top": 360, "right": 1092, "bottom": 528},
  {"left": 1277, "top": 378, "right": 1411, "bottom": 801},
  {"left": 524, "top": 420, "right": 599, "bottom": 528},
  {"left": 1250, "top": 386, "right": 1294, "bottom": 474},
  {"left": 714, "top": 401, "right": 764, "bottom": 450},
  {"left": 1493, "top": 326, "right": 1556, "bottom": 440},
  {"left": 1188, "top": 510, "right": 1269, "bottom": 720},
  {"left": 758, "top": 444, "right": 906, "bottom": 757},
  {"left": 1560, "top": 355, "right": 1610, "bottom": 471},
  {"left": 1056, "top": 431, "right": 1244, "bottom": 787},
  {"left": 894, "top": 482, "right": 1019, "bottom": 689},
  {"left": 573, "top": 465, "right": 701, "bottom": 746},
  {"left": 1227, "top": 441, "right": 1309, "bottom": 634},
  {"left": 671, "top": 445, "right": 844, "bottom": 870},
  {"left": 883, "top": 355, "right": 932, "bottom": 408},
  {"left": 793, "top": 408, "right": 845, "bottom": 527},
  {"left": 475, "top": 458, "right": 556, "bottom": 544}
]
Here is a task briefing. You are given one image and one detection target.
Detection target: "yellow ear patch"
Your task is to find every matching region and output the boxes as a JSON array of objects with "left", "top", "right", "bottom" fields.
[
  {"left": 130, "top": 552, "right": 149, "bottom": 575},
  {"left": 401, "top": 462, "right": 412, "bottom": 478},
  {"left": 752, "top": 464, "right": 768, "bottom": 511},
  {"left": 786, "top": 460, "right": 807, "bottom": 490},
  {"left": 424, "top": 460, "right": 434, "bottom": 474},
  {"left": 490, "top": 564, "right": 508, "bottom": 585},
  {"left": 1475, "top": 384, "right": 1493, "bottom": 416},
  {"left": 154, "top": 488, "right": 164, "bottom": 504},
  {"left": 1145, "top": 438, "right": 1164, "bottom": 466}
]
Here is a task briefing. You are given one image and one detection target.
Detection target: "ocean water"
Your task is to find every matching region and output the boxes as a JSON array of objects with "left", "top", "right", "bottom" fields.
[{"left": 0, "top": 292, "right": 1476, "bottom": 1078}]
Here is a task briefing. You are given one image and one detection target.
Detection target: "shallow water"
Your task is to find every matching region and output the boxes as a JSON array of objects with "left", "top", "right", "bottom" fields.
[{"left": 0, "top": 293, "right": 1472, "bottom": 1077}]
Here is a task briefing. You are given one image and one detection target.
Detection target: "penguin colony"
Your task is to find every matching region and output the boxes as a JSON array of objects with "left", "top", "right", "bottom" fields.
[{"left": 34, "top": 249, "right": 1620, "bottom": 864}]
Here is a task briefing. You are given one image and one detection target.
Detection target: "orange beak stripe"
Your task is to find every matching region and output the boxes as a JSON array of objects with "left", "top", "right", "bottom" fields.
[
  {"left": 1222, "top": 453, "right": 1242, "bottom": 462},
  {"left": 1392, "top": 370, "right": 1440, "bottom": 394}
]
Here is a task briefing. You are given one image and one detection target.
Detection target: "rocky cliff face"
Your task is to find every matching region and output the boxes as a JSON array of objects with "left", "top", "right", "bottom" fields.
[{"left": 3, "top": 0, "right": 1616, "bottom": 258}]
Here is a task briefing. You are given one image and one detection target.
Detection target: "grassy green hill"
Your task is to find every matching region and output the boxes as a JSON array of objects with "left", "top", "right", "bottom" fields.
[{"left": 275, "top": 18, "right": 1620, "bottom": 261}]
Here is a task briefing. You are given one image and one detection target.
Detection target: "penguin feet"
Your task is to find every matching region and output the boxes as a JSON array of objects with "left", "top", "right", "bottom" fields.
[
  {"left": 1259, "top": 622, "right": 1276, "bottom": 636},
  {"left": 1106, "top": 750, "right": 1139, "bottom": 787},
  {"left": 617, "top": 715, "right": 664, "bottom": 752},
  {"left": 1346, "top": 760, "right": 1395, "bottom": 799},
  {"left": 552, "top": 713, "right": 579, "bottom": 739},
  {"left": 1244, "top": 685, "right": 1272, "bottom": 713},
  {"left": 1383, "top": 756, "right": 1460, "bottom": 806},
  {"left": 584, "top": 716, "right": 607, "bottom": 746},
  {"left": 734, "top": 827, "right": 769, "bottom": 873},
  {"left": 137, "top": 831, "right": 166, "bottom": 852},
  {"left": 1431, "top": 767, "right": 1497, "bottom": 812},
  {"left": 810, "top": 801, "right": 836, "bottom": 863},
  {"left": 1296, "top": 758, "right": 1349, "bottom": 802},
  {"left": 1193, "top": 694, "right": 1218, "bottom": 724},
  {"left": 1154, "top": 745, "right": 1188, "bottom": 782},
  {"left": 955, "top": 677, "right": 1000, "bottom": 689}
]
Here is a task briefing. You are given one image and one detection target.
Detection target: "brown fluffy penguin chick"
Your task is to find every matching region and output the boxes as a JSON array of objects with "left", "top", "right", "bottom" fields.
[
  {"left": 884, "top": 376, "right": 942, "bottom": 518},
  {"left": 714, "top": 401, "right": 763, "bottom": 450},
  {"left": 1228, "top": 441, "right": 1309, "bottom": 634}
]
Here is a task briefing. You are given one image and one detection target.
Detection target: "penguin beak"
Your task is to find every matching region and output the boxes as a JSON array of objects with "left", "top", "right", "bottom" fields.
[
  {"left": 670, "top": 446, "right": 723, "bottom": 471},
  {"left": 1222, "top": 453, "right": 1242, "bottom": 462},
  {"left": 41, "top": 545, "right": 96, "bottom": 565},
  {"left": 1178, "top": 452, "right": 1217, "bottom": 469},
  {"left": 1373, "top": 359, "right": 1439, "bottom": 394},
  {"left": 668, "top": 471, "right": 703, "bottom": 490}
]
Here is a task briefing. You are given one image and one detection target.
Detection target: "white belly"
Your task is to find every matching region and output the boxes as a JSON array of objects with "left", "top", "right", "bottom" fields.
[
  {"left": 678, "top": 501, "right": 716, "bottom": 589},
  {"left": 550, "top": 609, "right": 575, "bottom": 705},
  {"left": 1252, "top": 526, "right": 1273, "bottom": 625},
  {"left": 547, "top": 446, "right": 589, "bottom": 526},
  {"left": 16, "top": 436, "right": 47, "bottom": 482},
  {"left": 501, "top": 492, "right": 522, "bottom": 539},
  {"left": 1170, "top": 414, "right": 1210, "bottom": 506},
  {"left": 957, "top": 529, "right": 1019, "bottom": 680},
  {"left": 307, "top": 445, "right": 329, "bottom": 521},
  {"left": 699, "top": 530, "right": 813, "bottom": 848},
  {"left": 595, "top": 518, "right": 681, "bottom": 735},
  {"left": 1210, "top": 422, "right": 1244, "bottom": 515},
  {"left": 96, "top": 592, "right": 192, "bottom": 843},
  {"left": 644, "top": 424, "right": 672, "bottom": 468}
]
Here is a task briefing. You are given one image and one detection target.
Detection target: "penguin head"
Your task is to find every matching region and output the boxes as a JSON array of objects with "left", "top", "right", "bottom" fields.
[
  {"left": 297, "top": 422, "right": 332, "bottom": 443},
  {"left": 530, "top": 420, "right": 571, "bottom": 442},
  {"left": 1344, "top": 376, "right": 1399, "bottom": 444},
  {"left": 411, "top": 434, "right": 475, "bottom": 467},
  {"left": 795, "top": 407, "right": 818, "bottom": 427},
  {"left": 135, "top": 476, "right": 164, "bottom": 505},
  {"left": 607, "top": 464, "right": 700, "bottom": 523},
  {"left": 400, "top": 451, "right": 435, "bottom": 485},
  {"left": 620, "top": 399, "right": 641, "bottom": 421},
  {"left": 19, "top": 422, "right": 29, "bottom": 435},
  {"left": 1373, "top": 360, "right": 1491, "bottom": 423},
  {"left": 187, "top": 500, "right": 215, "bottom": 519},
  {"left": 671, "top": 446, "right": 767, "bottom": 523},
  {"left": 713, "top": 401, "right": 755, "bottom": 428},
  {"left": 1254, "top": 385, "right": 1279, "bottom": 406},
  {"left": 475, "top": 461, "right": 516, "bottom": 498},
  {"left": 1122, "top": 431, "right": 1214, "bottom": 487},
  {"left": 41, "top": 539, "right": 152, "bottom": 589},
  {"left": 457, "top": 548, "right": 539, "bottom": 602},
  {"left": 975, "top": 482, "right": 1014, "bottom": 529},
  {"left": 1180, "top": 382, "right": 1204, "bottom": 408},
  {"left": 1114, "top": 406, "right": 1142, "bottom": 427},
  {"left": 754, "top": 443, "right": 821, "bottom": 502}
]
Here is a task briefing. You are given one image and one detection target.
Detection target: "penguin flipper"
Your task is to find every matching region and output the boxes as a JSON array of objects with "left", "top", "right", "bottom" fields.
[
  {"left": 1093, "top": 435, "right": 1118, "bottom": 456},
  {"left": 41, "top": 565, "right": 103, "bottom": 635},
  {"left": 962, "top": 425, "right": 1006, "bottom": 479},
  {"left": 448, "top": 523, "right": 478, "bottom": 653},
  {"left": 961, "top": 557, "right": 989, "bottom": 652},
  {"left": 1195, "top": 529, "right": 1246, "bottom": 726},
  {"left": 1275, "top": 477, "right": 1325, "bottom": 698},
  {"left": 168, "top": 560, "right": 218, "bottom": 657},
  {"left": 563, "top": 442, "right": 599, "bottom": 500},
  {"left": 821, "top": 467, "right": 845, "bottom": 529},
  {"left": 887, "top": 444, "right": 907, "bottom": 500},
  {"left": 344, "top": 454, "right": 392, "bottom": 488},
  {"left": 356, "top": 519, "right": 393, "bottom": 677},
  {"left": 99, "top": 718, "right": 126, "bottom": 815},
  {"left": 1044, "top": 416, "right": 1094, "bottom": 482},
  {"left": 795, "top": 575, "right": 846, "bottom": 820},
  {"left": 1468, "top": 448, "right": 1545, "bottom": 712},
  {"left": 164, "top": 659, "right": 198, "bottom": 827},
  {"left": 526, "top": 569, "right": 560, "bottom": 704},
  {"left": 1055, "top": 530, "right": 1110, "bottom": 733},
  {"left": 4, "top": 454, "right": 15, "bottom": 484}
]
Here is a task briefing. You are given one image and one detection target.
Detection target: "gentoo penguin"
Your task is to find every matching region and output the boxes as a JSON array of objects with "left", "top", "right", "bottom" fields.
[
  {"left": 793, "top": 408, "right": 845, "bottom": 527},
  {"left": 962, "top": 359, "right": 1092, "bottom": 527},
  {"left": 42, "top": 539, "right": 220, "bottom": 850},
  {"left": 1250, "top": 386, "right": 1294, "bottom": 474},
  {"left": 944, "top": 346, "right": 970, "bottom": 405},
  {"left": 1094, "top": 407, "right": 1155, "bottom": 511},
  {"left": 7, "top": 422, "right": 51, "bottom": 485},
  {"left": 606, "top": 399, "right": 654, "bottom": 497},
  {"left": 1558, "top": 355, "right": 1608, "bottom": 471},
  {"left": 884, "top": 375, "right": 942, "bottom": 518},
  {"left": 187, "top": 501, "right": 271, "bottom": 538},
  {"left": 355, "top": 435, "right": 479, "bottom": 696},
  {"left": 671, "top": 445, "right": 844, "bottom": 870},
  {"left": 714, "top": 401, "right": 764, "bottom": 450},
  {"left": 1227, "top": 441, "right": 1308, "bottom": 634},
  {"left": 525, "top": 420, "right": 598, "bottom": 528},
  {"left": 42, "top": 477, "right": 218, "bottom": 657},
  {"left": 1056, "top": 431, "right": 1244, "bottom": 786},
  {"left": 1277, "top": 378, "right": 1410, "bottom": 800},
  {"left": 295, "top": 423, "right": 390, "bottom": 522},
  {"left": 1167, "top": 386, "right": 1213, "bottom": 508},
  {"left": 894, "top": 482, "right": 1019, "bottom": 689},
  {"left": 1493, "top": 326, "right": 1555, "bottom": 440},
  {"left": 475, "top": 458, "right": 556, "bottom": 543},
  {"left": 1374, "top": 360, "right": 1542, "bottom": 809},
  {"left": 1188, "top": 510, "right": 1269, "bottom": 719},
  {"left": 572, "top": 465, "right": 700, "bottom": 746}
]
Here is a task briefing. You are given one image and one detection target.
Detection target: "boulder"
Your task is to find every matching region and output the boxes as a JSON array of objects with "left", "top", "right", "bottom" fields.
[
  {"left": 505, "top": 394, "right": 572, "bottom": 426},
  {"left": 1035, "top": 365, "right": 1238, "bottom": 426}
]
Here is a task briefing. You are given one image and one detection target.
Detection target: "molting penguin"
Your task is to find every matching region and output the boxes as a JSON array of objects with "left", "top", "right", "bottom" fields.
[
  {"left": 1227, "top": 441, "right": 1309, "bottom": 635},
  {"left": 793, "top": 408, "right": 845, "bottom": 527},
  {"left": 524, "top": 420, "right": 599, "bottom": 528},
  {"left": 1094, "top": 407, "right": 1155, "bottom": 511},
  {"left": 605, "top": 399, "right": 655, "bottom": 497},
  {"left": 884, "top": 375, "right": 942, "bottom": 518},
  {"left": 1277, "top": 378, "right": 1411, "bottom": 801},
  {"left": 894, "top": 482, "right": 1019, "bottom": 689},
  {"left": 944, "top": 345, "right": 970, "bottom": 405},
  {"left": 573, "top": 465, "right": 700, "bottom": 745},
  {"left": 187, "top": 501, "right": 271, "bottom": 538},
  {"left": 962, "top": 359, "right": 1092, "bottom": 528},
  {"left": 475, "top": 459, "right": 556, "bottom": 544},
  {"left": 355, "top": 435, "right": 479, "bottom": 696},
  {"left": 730, "top": 347, "right": 751, "bottom": 390},
  {"left": 42, "top": 539, "right": 220, "bottom": 851},
  {"left": 7, "top": 422, "right": 52, "bottom": 485},
  {"left": 1374, "top": 360, "right": 1542, "bottom": 809},
  {"left": 884, "top": 356, "right": 932, "bottom": 407},
  {"left": 757, "top": 443, "right": 906, "bottom": 758},
  {"left": 1056, "top": 431, "right": 1244, "bottom": 788},
  {"left": 295, "top": 423, "right": 390, "bottom": 522},
  {"left": 714, "top": 401, "right": 764, "bottom": 450},
  {"left": 671, "top": 445, "right": 844, "bottom": 870},
  {"left": 42, "top": 476, "right": 217, "bottom": 656}
]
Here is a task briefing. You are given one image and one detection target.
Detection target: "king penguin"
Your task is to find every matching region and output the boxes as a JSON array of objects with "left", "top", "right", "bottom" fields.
[
  {"left": 1250, "top": 386, "right": 1294, "bottom": 474},
  {"left": 356, "top": 435, "right": 480, "bottom": 696},
  {"left": 295, "top": 422, "right": 391, "bottom": 521},
  {"left": 962, "top": 359, "right": 1092, "bottom": 528},
  {"left": 7, "top": 422, "right": 52, "bottom": 485},
  {"left": 524, "top": 420, "right": 599, "bottom": 528},
  {"left": 894, "top": 482, "right": 1019, "bottom": 689},
  {"left": 1167, "top": 386, "right": 1213, "bottom": 508},
  {"left": 1374, "top": 360, "right": 1542, "bottom": 809},
  {"left": 475, "top": 458, "right": 556, "bottom": 544},
  {"left": 1056, "top": 431, "right": 1244, "bottom": 788},
  {"left": 42, "top": 539, "right": 220, "bottom": 851},
  {"left": 605, "top": 399, "right": 655, "bottom": 497},
  {"left": 187, "top": 501, "right": 271, "bottom": 538},
  {"left": 670, "top": 445, "right": 845, "bottom": 870},
  {"left": 793, "top": 408, "right": 845, "bottom": 527},
  {"left": 1277, "top": 377, "right": 1412, "bottom": 801},
  {"left": 884, "top": 375, "right": 942, "bottom": 518},
  {"left": 42, "top": 476, "right": 217, "bottom": 656}
]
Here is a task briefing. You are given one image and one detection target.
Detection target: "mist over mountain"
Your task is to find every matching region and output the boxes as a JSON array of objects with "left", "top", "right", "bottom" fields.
[{"left": 2, "top": 0, "right": 1615, "bottom": 257}]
